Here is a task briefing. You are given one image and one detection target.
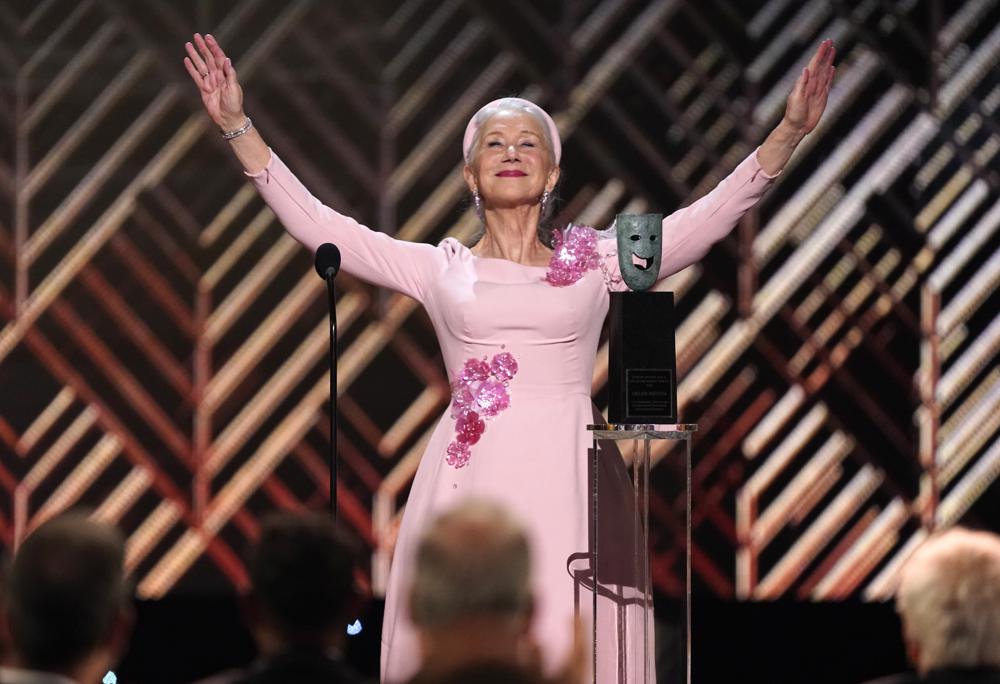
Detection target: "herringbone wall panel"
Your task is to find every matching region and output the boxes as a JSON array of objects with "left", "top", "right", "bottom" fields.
[{"left": 0, "top": 0, "right": 997, "bottom": 599}]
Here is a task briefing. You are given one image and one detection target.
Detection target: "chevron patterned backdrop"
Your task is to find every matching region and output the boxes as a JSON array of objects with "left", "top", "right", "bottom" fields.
[{"left": 0, "top": 0, "right": 997, "bottom": 601}]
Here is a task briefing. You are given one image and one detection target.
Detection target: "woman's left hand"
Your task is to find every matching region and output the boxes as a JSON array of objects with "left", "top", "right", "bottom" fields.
[{"left": 783, "top": 39, "right": 836, "bottom": 135}]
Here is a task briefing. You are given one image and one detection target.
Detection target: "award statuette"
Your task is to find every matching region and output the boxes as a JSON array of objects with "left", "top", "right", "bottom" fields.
[{"left": 608, "top": 213, "right": 678, "bottom": 424}]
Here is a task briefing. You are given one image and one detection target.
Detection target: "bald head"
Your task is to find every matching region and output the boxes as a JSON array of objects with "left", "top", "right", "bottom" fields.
[
  {"left": 896, "top": 527, "right": 1000, "bottom": 672},
  {"left": 409, "top": 500, "right": 532, "bottom": 629}
]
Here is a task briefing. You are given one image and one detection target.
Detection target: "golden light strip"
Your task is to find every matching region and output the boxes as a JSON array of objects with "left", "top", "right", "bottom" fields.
[
  {"left": 205, "top": 320, "right": 329, "bottom": 477},
  {"left": 16, "top": 386, "right": 75, "bottom": 455},
  {"left": 675, "top": 291, "right": 728, "bottom": 372},
  {"left": 864, "top": 529, "right": 928, "bottom": 601},
  {"left": 201, "top": 185, "right": 259, "bottom": 247},
  {"left": 937, "top": 313, "right": 1000, "bottom": 406},
  {"left": 929, "top": 195, "right": 1000, "bottom": 294},
  {"left": 742, "top": 385, "right": 805, "bottom": 459},
  {"left": 940, "top": 367, "right": 1000, "bottom": 438},
  {"left": 754, "top": 464, "right": 882, "bottom": 598},
  {"left": 378, "top": 385, "right": 449, "bottom": 457},
  {"left": 125, "top": 500, "right": 181, "bottom": 574},
  {"left": 811, "top": 498, "right": 908, "bottom": 599},
  {"left": 935, "top": 21, "right": 1000, "bottom": 115},
  {"left": 203, "top": 233, "right": 300, "bottom": 344},
  {"left": 744, "top": 404, "right": 828, "bottom": 490},
  {"left": 201, "top": 274, "right": 340, "bottom": 412},
  {"left": 938, "top": 381, "right": 1000, "bottom": 484},
  {"left": 22, "top": 406, "right": 97, "bottom": 489},
  {"left": 574, "top": 179, "right": 627, "bottom": 227},
  {"left": 751, "top": 432, "right": 852, "bottom": 549},
  {"left": 92, "top": 466, "right": 152, "bottom": 525},
  {"left": 202, "top": 207, "right": 277, "bottom": 290},
  {"left": 31, "top": 434, "right": 120, "bottom": 531},
  {"left": 937, "top": 436, "right": 1000, "bottom": 525}
]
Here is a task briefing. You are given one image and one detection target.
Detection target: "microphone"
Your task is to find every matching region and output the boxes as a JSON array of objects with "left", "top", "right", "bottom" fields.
[
  {"left": 315, "top": 242, "right": 341, "bottom": 520},
  {"left": 315, "top": 243, "right": 342, "bottom": 280}
]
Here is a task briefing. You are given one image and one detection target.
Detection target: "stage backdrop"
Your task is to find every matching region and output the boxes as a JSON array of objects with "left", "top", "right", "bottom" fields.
[{"left": 0, "top": 0, "right": 997, "bottom": 599}]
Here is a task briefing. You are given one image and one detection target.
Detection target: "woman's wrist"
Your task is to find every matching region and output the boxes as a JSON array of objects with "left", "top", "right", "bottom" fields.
[
  {"left": 775, "top": 117, "right": 807, "bottom": 147},
  {"left": 219, "top": 113, "right": 248, "bottom": 132}
]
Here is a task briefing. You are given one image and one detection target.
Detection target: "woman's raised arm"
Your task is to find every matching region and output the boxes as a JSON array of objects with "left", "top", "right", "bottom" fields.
[
  {"left": 183, "top": 34, "right": 448, "bottom": 301},
  {"left": 184, "top": 33, "right": 270, "bottom": 174}
]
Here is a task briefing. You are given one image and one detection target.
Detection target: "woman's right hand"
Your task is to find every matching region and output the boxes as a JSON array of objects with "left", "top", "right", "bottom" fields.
[{"left": 184, "top": 33, "right": 245, "bottom": 130}]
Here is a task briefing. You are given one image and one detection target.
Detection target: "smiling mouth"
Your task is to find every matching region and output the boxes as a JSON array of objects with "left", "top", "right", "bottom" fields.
[{"left": 631, "top": 252, "right": 653, "bottom": 271}]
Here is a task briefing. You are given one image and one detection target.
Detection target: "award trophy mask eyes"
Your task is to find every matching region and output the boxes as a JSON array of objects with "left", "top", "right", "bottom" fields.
[{"left": 616, "top": 213, "right": 663, "bottom": 291}]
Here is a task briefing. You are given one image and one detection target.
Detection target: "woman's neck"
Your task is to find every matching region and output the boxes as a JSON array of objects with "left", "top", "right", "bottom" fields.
[{"left": 473, "top": 205, "right": 551, "bottom": 266}]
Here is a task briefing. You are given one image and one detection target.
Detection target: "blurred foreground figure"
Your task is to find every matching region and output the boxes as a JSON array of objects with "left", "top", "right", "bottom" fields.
[
  {"left": 0, "top": 513, "right": 131, "bottom": 684},
  {"left": 865, "top": 527, "right": 1000, "bottom": 684},
  {"left": 197, "top": 512, "right": 365, "bottom": 684},
  {"left": 402, "top": 500, "right": 583, "bottom": 684}
]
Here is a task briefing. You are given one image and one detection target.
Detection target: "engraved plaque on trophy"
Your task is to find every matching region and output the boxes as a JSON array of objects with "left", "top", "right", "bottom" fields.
[{"left": 608, "top": 213, "right": 678, "bottom": 424}]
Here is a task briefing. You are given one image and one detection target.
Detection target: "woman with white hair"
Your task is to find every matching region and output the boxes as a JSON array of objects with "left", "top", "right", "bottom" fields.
[{"left": 184, "top": 33, "right": 835, "bottom": 682}]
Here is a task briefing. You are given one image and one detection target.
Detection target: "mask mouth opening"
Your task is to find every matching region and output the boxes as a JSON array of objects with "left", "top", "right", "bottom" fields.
[{"left": 630, "top": 252, "right": 654, "bottom": 271}]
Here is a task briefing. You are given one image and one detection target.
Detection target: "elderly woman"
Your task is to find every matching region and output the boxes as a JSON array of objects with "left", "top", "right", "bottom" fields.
[{"left": 184, "top": 34, "right": 835, "bottom": 683}]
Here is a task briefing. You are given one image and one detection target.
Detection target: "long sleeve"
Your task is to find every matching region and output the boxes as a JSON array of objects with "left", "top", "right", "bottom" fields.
[
  {"left": 600, "top": 147, "right": 778, "bottom": 291},
  {"left": 246, "top": 149, "right": 447, "bottom": 302}
]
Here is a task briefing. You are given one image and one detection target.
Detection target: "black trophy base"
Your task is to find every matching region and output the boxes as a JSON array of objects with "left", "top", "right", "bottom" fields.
[{"left": 607, "top": 291, "right": 678, "bottom": 424}]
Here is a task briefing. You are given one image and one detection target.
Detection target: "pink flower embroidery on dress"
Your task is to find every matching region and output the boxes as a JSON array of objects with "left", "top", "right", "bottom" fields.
[
  {"left": 447, "top": 351, "right": 519, "bottom": 468},
  {"left": 545, "top": 224, "right": 601, "bottom": 286}
]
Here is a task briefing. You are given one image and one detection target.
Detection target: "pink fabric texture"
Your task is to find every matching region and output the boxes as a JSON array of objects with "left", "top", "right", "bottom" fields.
[
  {"left": 247, "top": 148, "right": 776, "bottom": 682},
  {"left": 462, "top": 97, "right": 562, "bottom": 164}
]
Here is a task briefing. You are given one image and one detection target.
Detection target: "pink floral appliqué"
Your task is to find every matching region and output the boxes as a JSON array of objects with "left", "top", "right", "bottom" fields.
[
  {"left": 447, "top": 352, "right": 519, "bottom": 468},
  {"left": 545, "top": 224, "right": 601, "bottom": 286}
]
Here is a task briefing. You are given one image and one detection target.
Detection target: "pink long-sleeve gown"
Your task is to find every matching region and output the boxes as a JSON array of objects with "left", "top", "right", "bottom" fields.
[{"left": 248, "top": 148, "right": 776, "bottom": 683}]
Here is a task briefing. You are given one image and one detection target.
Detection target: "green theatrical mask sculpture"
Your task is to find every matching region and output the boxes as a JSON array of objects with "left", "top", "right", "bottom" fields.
[{"left": 616, "top": 213, "right": 662, "bottom": 292}]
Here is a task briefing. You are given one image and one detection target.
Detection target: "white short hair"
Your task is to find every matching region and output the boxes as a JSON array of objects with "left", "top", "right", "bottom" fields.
[
  {"left": 896, "top": 528, "right": 1000, "bottom": 671},
  {"left": 465, "top": 98, "right": 557, "bottom": 166},
  {"left": 409, "top": 499, "right": 532, "bottom": 629}
]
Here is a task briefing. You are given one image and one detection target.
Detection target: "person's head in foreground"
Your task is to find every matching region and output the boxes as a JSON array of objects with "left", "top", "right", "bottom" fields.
[
  {"left": 408, "top": 499, "right": 534, "bottom": 677},
  {"left": 5, "top": 512, "right": 131, "bottom": 684},
  {"left": 246, "top": 511, "right": 357, "bottom": 654},
  {"left": 896, "top": 527, "right": 1000, "bottom": 675}
]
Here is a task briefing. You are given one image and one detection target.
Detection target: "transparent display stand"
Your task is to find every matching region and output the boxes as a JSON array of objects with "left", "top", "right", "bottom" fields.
[{"left": 574, "top": 423, "right": 695, "bottom": 684}]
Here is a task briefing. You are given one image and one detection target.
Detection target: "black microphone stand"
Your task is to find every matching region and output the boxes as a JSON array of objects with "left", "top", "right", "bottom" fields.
[
  {"left": 325, "top": 276, "right": 338, "bottom": 520},
  {"left": 315, "top": 244, "right": 341, "bottom": 521}
]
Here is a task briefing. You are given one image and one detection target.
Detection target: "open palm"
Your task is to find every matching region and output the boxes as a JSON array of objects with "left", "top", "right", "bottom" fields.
[
  {"left": 784, "top": 39, "right": 836, "bottom": 135},
  {"left": 183, "top": 33, "right": 244, "bottom": 128}
]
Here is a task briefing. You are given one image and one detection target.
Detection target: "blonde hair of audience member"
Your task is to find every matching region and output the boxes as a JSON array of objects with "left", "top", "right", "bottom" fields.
[{"left": 896, "top": 527, "right": 1000, "bottom": 673}]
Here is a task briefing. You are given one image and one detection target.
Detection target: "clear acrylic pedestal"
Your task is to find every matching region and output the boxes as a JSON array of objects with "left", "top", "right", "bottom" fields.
[{"left": 575, "top": 423, "right": 696, "bottom": 684}]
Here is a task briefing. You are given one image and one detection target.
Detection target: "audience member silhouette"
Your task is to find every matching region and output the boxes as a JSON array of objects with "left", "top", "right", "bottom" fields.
[
  {"left": 0, "top": 513, "right": 131, "bottom": 684},
  {"left": 196, "top": 511, "right": 365, "bottom": 684}
]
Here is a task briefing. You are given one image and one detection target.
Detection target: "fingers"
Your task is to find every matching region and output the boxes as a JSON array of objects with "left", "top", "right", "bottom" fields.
[
  {"left": 193, "top": 34, "right": 217, "bottom": 75},
  {"left": 205, "top": 33, "right": 228, "bottom": 70},
  {"left": 185, "top": 40, "right": 209, "bottom": 79},
  {"left": 223, "top": 57, "right": 238, "bottom": 88},
  {"left": 182, "top": 56, "right": 209, "bottom": 91}
]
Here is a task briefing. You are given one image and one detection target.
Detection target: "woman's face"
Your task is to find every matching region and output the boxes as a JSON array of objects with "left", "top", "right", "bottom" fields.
[{"left": 464, "top": 110, "right": 559, "bottom": 210}]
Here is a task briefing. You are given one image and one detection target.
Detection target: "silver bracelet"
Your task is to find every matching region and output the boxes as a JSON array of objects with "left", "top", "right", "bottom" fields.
[{"left": 221, "top": 116, "right": 252, "bottom": 140}]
